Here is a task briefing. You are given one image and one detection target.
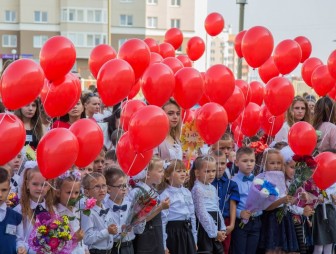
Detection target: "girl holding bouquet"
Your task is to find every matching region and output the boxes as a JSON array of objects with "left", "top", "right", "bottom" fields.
[
  {"left": 14, "top": 163, "right": 55, "bottom": 254},
  {"left": 55, "top": 170, "right": 87, "bottom": 254},
  {"left": 189, "top": 155, "right": 226, "bottom": 254},
  {"left": 258, "top": 149, "right": 299, "bottom": 254},
  {"left": 159, "top": 160, "right": 197, "bottom": 254}
]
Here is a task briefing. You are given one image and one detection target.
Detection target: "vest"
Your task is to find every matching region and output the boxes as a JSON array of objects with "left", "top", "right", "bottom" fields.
[{"left": 0, "top": 207, "right": 23, "bottom": 254}]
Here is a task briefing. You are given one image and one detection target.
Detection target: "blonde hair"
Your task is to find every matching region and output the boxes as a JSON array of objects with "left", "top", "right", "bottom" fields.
[
  {"left": 20, "top": 166, "right": 54, "bottom": 223},
  {"left": 147, "top": 156, "right": 163, "bottom": 172},
  {"left": 54, "top": 172, "right": 81, "bottom": 205},
  {"left": 82, "top": 172, "right": 105, "bottom": 190},
  {"left": 163, "top": 98, "right": 182, "bottom": 141},
  {"left": 261, "top": 149, "right": 285, "bottom": 172}
]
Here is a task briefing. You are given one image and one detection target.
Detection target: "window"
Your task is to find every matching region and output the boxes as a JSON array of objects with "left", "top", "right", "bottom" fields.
[
  {"left": 33, "top": 35, "right": 48, "bottom": 48},
  {"left": 147, "top": 0, "right": 158, "bottom": 4},
  {"left": 147, "top": 17, "right": 158, "bottom": 28},
  {"left": 171, "top": 0, "right": 181, "bottom": 6},
  {"left": 87, "top": 10, "right": 106, "bottom": 23},
  {"left": 120, "top": 0, "right": 133, "bottom": 2},
  {"left": 5, "top": 10, "right": 16, "bottom": 22},
  {"left": 120, "top": 15, "right": 133, "bottom": 26},
  {"left": 170, "top": 19, "right": 180, "bottom": 28},
  {"left": 87, "top": 34, "right": 106, "bottom": 47},
  {"left": 118, "top": 38, "right": 127, "bottom": 49},
  {"left": 34, "top": 11, "right": 48, "bottom": 22},
  {"left": 2, "top": 35, "right": 17, "bottom": 47}
]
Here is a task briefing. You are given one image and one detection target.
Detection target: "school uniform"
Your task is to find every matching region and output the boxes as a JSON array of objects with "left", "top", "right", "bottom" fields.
[
  {"left": 14, "top": 199, "right": 52, "bottom": 254},
  {"left": 160, "top": 185, "right": 197, "bottom": 254},
  {"left": 0, "top": 202, "right": 25, "bottom": 254},
  {"left": 191, "top": 180, "right": 226, "bottom": 254},
  {"left": 56, "top": 204, "right": 88, "bottom": 254},
  {"left": 127, "top": 181, "right": 165, "bottom": 254},
  {"left": 104, "top": 198, "right": 145, "bottom": 254},
  {"left": 312, "top": 183, "right": 336, "bottom": 245},
  {"left": 231, "top": 171, "right": 262, "bottom": 254},
  {"left": 212, "top": 175, "right": 240, "bottom": 254},
  {"left": 81, "top": 204, "right": 115, "bottom": 254}
]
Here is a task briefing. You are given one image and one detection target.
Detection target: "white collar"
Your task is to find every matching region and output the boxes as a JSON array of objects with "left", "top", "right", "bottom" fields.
[
  {"left": 30, "top": 199, "right": 46, "bottom": 209},
  {"left": 0, "top": 202, "right": 6, "bottom": 212},
  {"left": 56, "top": 203, "right": 72, "bottom": 213}
]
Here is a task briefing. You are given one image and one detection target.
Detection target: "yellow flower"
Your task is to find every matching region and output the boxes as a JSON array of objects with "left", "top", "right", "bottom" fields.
[
  {"left": 62, "top": 215, "right": 69, "bottom": 224},
  {"left": 58, "top": 232, "right": 69, "bottom": 238},
  {"left": 37, "top": 225, "right": 47, "bottom": 234},
  {"left": 63, "top": 225, "right": 70, "bottom": 231},
  {"left": 54, "top": 220, "right": 61, "bottom": 225}
]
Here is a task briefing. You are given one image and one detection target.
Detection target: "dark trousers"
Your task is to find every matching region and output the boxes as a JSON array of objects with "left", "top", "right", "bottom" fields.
[
  {"left": 230, "top": 217, "right": 261, "bottom": 254},
  {"left": 111, "top": 241, "right": 134, "bottom": 254}
]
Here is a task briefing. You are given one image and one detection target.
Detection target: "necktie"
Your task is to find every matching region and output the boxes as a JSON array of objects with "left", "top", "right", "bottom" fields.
[
  {"left": 112, "top": 204, "right": 127, "bottom": 212},
  {"left": 10, "top": 178, "right": 18, "bottom": 187},
  {"left": 242, "top": 175, "right": 254, "bottom": 182},
  {"left": 99, "top": 208, "right": 110, "bottom": 216}
]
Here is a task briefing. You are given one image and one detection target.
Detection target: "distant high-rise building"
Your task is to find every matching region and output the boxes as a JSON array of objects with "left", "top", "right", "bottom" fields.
[{"left": 0, "top": 0, "right": 207, "bottom": 79}]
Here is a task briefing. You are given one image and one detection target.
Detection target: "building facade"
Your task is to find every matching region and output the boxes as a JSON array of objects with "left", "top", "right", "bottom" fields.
[{"left": 0, "top": 0, "right": 207, "bottom": 79}]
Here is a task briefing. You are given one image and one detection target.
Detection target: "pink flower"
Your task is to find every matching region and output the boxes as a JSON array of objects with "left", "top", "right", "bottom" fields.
[
  {"left": 49, "top": 223, "right": 58, "bottom": 230},
  {"left": 85, "top": 198, "right": 97, "bottom": 209},
  {"left": 49, "top": 238, "right": 60, "bottom": 250}
]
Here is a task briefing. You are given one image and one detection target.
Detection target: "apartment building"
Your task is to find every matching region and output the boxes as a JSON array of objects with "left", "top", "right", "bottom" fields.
[{"left": 0, "top": 0, "right": 207, "bottom": 78}]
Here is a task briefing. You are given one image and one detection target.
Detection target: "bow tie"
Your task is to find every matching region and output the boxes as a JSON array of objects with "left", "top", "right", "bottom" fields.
[
  {"left": 99, "top": 208, "right": 110, "bottom": 216},
  {"left": 112, "top": 204, "right": 127, "bottom": 212},
  {"left": 33, "top": 204, "right": 47, "bottom": 217},
  {"left": 242, "top": 175, "right": 254, "bottom": 182}
]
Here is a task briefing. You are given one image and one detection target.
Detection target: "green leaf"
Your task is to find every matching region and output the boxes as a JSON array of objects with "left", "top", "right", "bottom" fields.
[
  {"left": 68, "top": 216, "right": 76, "bottom": 221},
  {"left": 83, "top": 210, "right": 91, "bottom": 216}
]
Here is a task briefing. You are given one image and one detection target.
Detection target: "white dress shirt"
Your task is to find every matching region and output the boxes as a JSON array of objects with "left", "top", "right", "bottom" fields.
[
  {"left": 56, "top": 204, "right": 88, "bottom": 254},
  {"left": 80, "top": 204, "right": 115, "bottom": 250},
  {"left": 160, "top": 186, "right": 197, "bottom": 249},
  {"left": 104, "top": 198, "right": 145, "bottom": 242}
]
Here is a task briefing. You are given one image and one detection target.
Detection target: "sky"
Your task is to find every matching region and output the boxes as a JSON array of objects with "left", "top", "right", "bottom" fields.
[{"left": 208, "top": 0, "right": 336, "bottom": 75}]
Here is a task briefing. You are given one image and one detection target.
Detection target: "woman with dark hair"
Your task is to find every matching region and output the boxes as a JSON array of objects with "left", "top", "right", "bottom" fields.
[
  {"left": 274, "top": 96, "right": 311, "bottom": 143},
  {"left": 14, "top": 99, "right": 44, "bottom": 149},
  {"left": 82, "top": 92, "right": 101, "bottom": 119},
  {"left": 99, "top": 103, "right": 121, "bottom": 150},
  {"left": 155, "top": 98, "right": 183, "bottom": 161},
  {"left": 312, "top": 96, "right": 336, "bottom": 153},
  {"left": 52, "top": 98, "right": 86, "bottom": 129}
]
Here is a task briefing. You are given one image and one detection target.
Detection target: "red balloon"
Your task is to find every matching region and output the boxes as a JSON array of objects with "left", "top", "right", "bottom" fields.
[
  {"left": 264, "top": 77, "right": 295, "bottom": 116},
  {"left": 70, "top": 119, "right": 104, "bottom": 167},
  {"left": 235, "top": 79, "right": 249, "bottom": 101},
  {"left": 240, "top": 103, "right": 261, "bottom": 137},
  {"left": 294, "top": 36, "right": 312, "bottom": 63},
  {"left": 186, "top": 36, "right": 205, "bottom": 61},
  {"left": 120, "top": 100, "right": 146, "bottom": 131},
  {"left": 204, "top": 12, "right": 225, "bottom": 36},
  {"left": 164, "top": 28, "right": 183, "bottom": 50},
  {"left": 128, "top": 80, "right": 141, "bottom": 99},
  {"left": 128, "top": 105, "right": 169, "bottom": 153},
  {"left": 161, "top": 57, "right": 184, "bottom": 74},
  {"left": 118, "top": 38, "right": 151, "bottom": 80},
  {"left": 258, "top": 57, "right": 280, "bottom": 84},
  {"left": 159, "top": 42, "right": 176, "bottom": 59},
  {"left": 328, "top": 86, "right": 336, "bottom": 101},
  {"left": 234, "top": 30, "right": 246, "bottom": 58},
  {"left": 116, "top": 132, "right": 153, "bottom": 176},
  {"left": 40, "top": 74, "right": 81, "bottom": 118},
  {"left": 177, "top": 55, "right": 192, "bottom": 67},
  {"left": 195, "top": 103, "right": 228, "bottom": 144},
  {"left": 40, "top": 36, "right": 76, "bottom": 81},
  {"left": 89, "top": 44, "right": 117, "bottom": 79},
  {"left": 273, "top": 39, "right": 302, "bottom": 75},
  {"left": 260, "top": 106, "right": 285, "bottom": 136},
  {"left": 0, "top": 114, "right": 25, "bottom": 164},
  {"left": 327, "top": 50, "right": 336, "bottom": 80},
  {"left": 247, "top": 81, "right": 265, "bottom": 106},
  {"left": 37, "top": 128, "right": 79, "bottom": 179},
  {"left": 314, "top": 152, "right": 336, "bottom": 190},
  {"left": 301, "top": 57, "right": 323, "bottom": 87},
  {"left": 311, "top": 65, "right": 336, "bottom": 96},
  {"left": 150, "top": 52, "right": 163, "bottom": 65},
  {"left": 174, "top": 67, "right": 204, "bottom": 109},
  {"left": 198, "top": 92, "right": 211, "bottom": 106},
  {"left": 233, "top": 126, "right": 244, "bottom": 147},
  {"left": 288, "top": 122, "right": 317, "bottom": 156},
  {"left": 0, "top": 59, "right": 45, "bottom": 110},
  {"left": 144, "top": 38, "right": 159, "bottom": 53},
  {"left": 141, "top": 63, "right": 175, "bottom": 106},
  {"left": 205, "top": 64, "right": 235, "bottom": 105},
  {"left": 97, "top": 59, "right": 135, "bottom": 106},
  {"left": 242, "top": 26, "right": 274, "bottom": 68},
  {"left": 223, "top": 86, "right": 245, "bottom": 123},
  {"left": 181, "top": 109, "right": 196, "bottom": 123}
]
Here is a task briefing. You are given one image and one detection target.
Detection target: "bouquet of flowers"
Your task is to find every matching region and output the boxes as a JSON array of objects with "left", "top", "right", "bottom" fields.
[
  {"left": 116, "top": 185, "right": 158, "bottom": 248},
  {"left": 276, "top": 155, "right": 317, "bottom": 223},
  {"left": 7, "top": 192, "right": 19, "bottom": 208},
  {"left": 240, "top": 177, "right": 279, "bottom": 227},
  {"left": 29, "top": 212, "right": 76, "bottom": 254}
]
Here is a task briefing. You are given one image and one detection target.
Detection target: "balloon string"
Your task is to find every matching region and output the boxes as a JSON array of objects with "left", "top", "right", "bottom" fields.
[
  {"left": 267, "top": 116, "right": 276, "bottom": 144},
  {"left": 126, "top": 153, "right": 139, "bottom": 176},
  {"left": 317, "top": 102, "right": 335, "bottom": 150}
]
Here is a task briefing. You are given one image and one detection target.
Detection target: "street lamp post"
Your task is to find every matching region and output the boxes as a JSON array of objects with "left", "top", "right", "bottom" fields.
[
  {"left": 107, "top": 0, "right": 111, "bottom": 45},
  {"left": 11, "top": 49, "right": 17, "bottom": 61},
  {"left": 236, "top": 0, "right": 247, "bottom": 79}
]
